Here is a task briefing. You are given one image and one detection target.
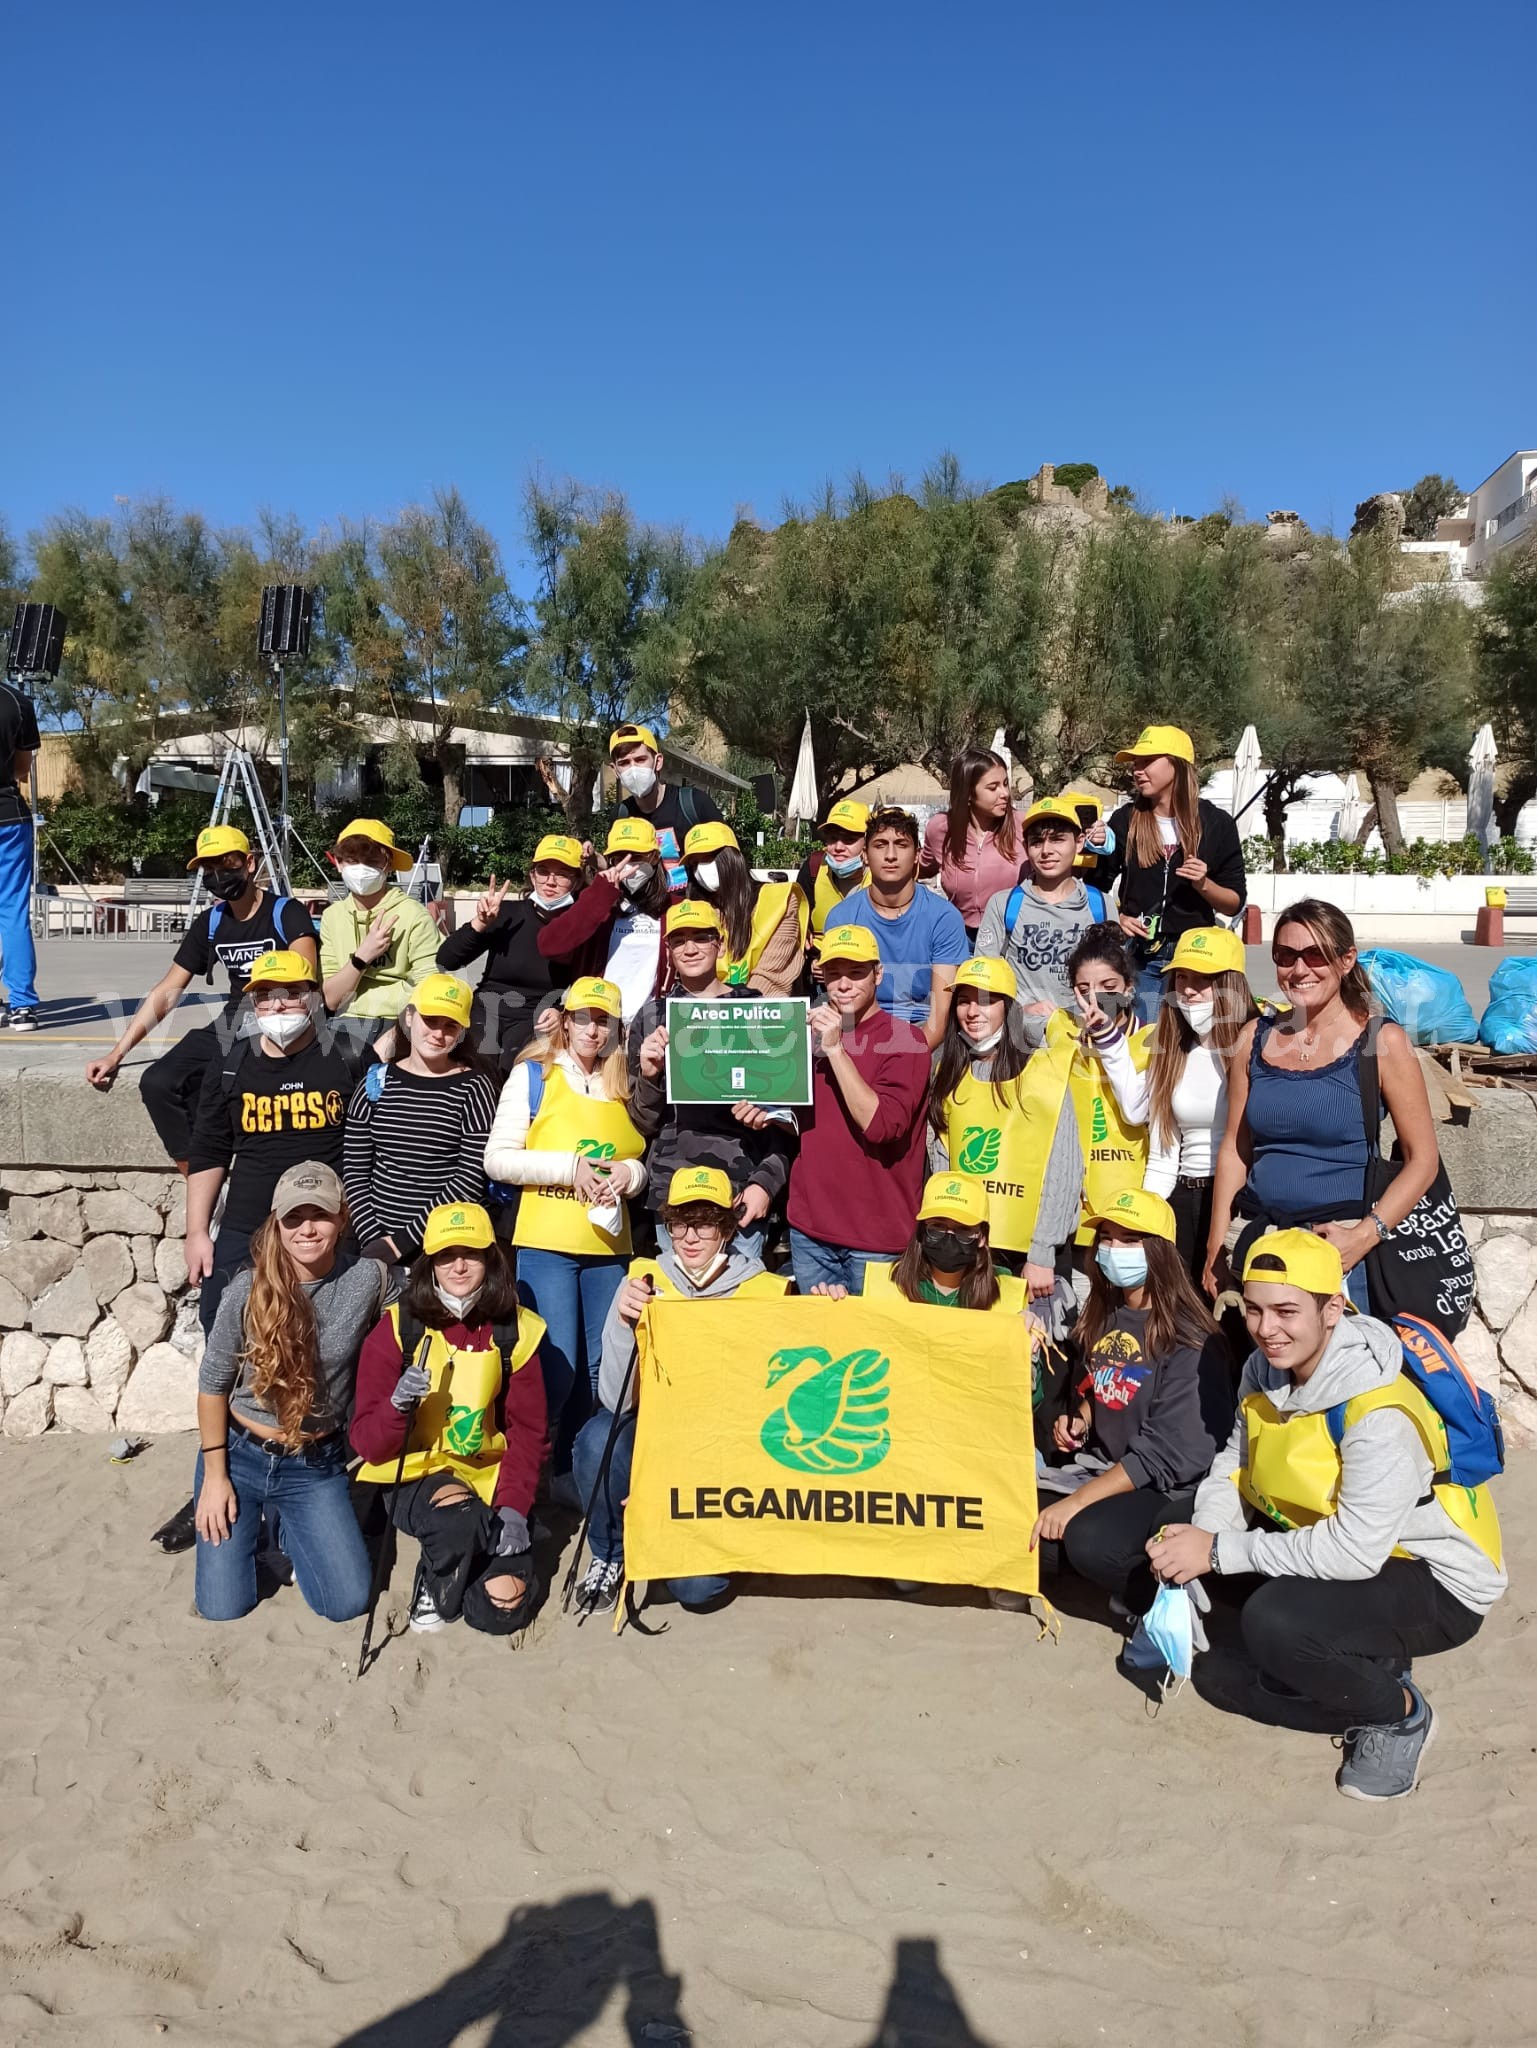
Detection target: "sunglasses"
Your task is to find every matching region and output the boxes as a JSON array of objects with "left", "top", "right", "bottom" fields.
[{"left": 1271, "top": 944, "right": 1333, "bottom": 970}]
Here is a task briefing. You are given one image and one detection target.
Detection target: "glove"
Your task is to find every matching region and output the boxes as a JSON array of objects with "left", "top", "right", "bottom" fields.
[
  {"left": 390, "top": 1362, "right": 433, "bottom": 1412},
  {"left": 492, "top": 1507, "right": 530, "bottom": 1557}
]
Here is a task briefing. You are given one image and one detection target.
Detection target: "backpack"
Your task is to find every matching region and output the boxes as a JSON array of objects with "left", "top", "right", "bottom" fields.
[
  {"left": 1326, "top": 1315, "right": 1505, "bottom": 1489},
  {"left": 486, "top": 1062, "right": 544, "bottom": 1207},
  {"left": 209, "top": 894, "right": 295, "bottom": 987},
  {"left": 1004, "top": 880, "right": 1106, "bottom": 939}
]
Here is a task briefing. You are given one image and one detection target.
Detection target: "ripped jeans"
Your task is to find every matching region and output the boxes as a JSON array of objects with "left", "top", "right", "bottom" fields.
[{"left": 392, "top": 1471, "right": 539, "bottom": 1636}]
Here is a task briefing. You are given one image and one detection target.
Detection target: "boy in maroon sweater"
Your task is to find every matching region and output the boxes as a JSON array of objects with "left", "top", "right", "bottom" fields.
[{"left": 786, "top": 923, "right": 931, "bottom": 1296}]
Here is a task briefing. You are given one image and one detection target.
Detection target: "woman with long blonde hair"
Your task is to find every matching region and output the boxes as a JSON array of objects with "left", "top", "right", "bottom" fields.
[{"left": 193, "top": 1161, "right": 392, "bottom": 1623}]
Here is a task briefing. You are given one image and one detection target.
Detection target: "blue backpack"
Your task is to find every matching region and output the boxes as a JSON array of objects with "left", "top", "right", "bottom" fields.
[
  {"left": 1327, "top": 1314, "right": 1505, "bottom": 1489},
  {"left": 1004, "top": 880, "right": 1106, "bottom": 939}
]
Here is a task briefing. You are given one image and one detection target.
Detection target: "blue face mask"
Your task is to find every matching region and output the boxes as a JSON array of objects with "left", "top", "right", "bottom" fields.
[
  {"left": 826, "top": 851, "right": 865, "bottom": 878},
  {"left": 1095, "top": 1242, "right": 1149, "bottom": 1291}
]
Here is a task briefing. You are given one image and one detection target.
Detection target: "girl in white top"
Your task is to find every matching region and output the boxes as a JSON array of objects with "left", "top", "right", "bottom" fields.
[{"left": 1084, "top": 925, "right": 1258, "bottom": 1278}]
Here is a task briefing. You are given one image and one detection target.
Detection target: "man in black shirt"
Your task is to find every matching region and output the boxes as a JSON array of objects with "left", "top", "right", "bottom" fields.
[
  {"left": 0, "top": 676, "right": 42, "bottom": 1029},
  {"left": 434, "top": 831, "right": 583, "bottom": 1066},
  {"left": 184, "top": 949, "right": 376, "bottom": 1332},
  {"left": 85, "top": 826, "right": 317, "bottom": 1167},
  {"left": 608, "top": 722, "right": 722, "bottom": 892}
]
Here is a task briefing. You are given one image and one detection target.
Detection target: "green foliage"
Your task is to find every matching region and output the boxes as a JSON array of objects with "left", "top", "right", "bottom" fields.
[
  {"left": 1479, "top": 539, "right": 1537, "bottom": 834},
  {"left": 1399, "top": 474, "right": 1465, "bottom": 542},
  {"left": 1051, "top": 463, "right": 1100, "bottom": 496},
  {"left": 729, "top": 787, "right": 813, "bottom": 868},
  {"left": 1248, "top": 834, "right": 1532, "bottom": 878}
]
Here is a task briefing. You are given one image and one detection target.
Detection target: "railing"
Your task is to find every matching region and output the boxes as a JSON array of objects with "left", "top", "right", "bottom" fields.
[{"left": 1492, "top": 485, "right": 1537, "bottom": 534}]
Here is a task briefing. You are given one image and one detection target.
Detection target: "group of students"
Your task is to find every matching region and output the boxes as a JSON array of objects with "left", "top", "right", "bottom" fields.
[{"left": 91, "top": 720, "right": 1506, "bottom": 1801}]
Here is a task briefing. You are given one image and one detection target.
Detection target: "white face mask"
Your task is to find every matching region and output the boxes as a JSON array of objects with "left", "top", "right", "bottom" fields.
[
  {"left": 537, "top": 890, "right": 575, "bottom": 913},
  {"left": 433, "top": 1280, "right": 483, "bottom": 1320},
  {"left": 618, "top": 763, "right": 657, "bottom": 799},
  {"left": 259, "top": 1007, "right": 313, "bottom": 1050},
  {"left": 963, "top": 1024, "right": 1004, "bottom": 1053},
  {"left": 691, "top": 860, "right": 721, "bottom": 894},
  {"left": 340, "top": 861, "right": 390, "bottom": 897},
  {"left": 1174, "top": 995, "right": 1216, "bottom": 1036},
  {"left": 620, "top": 867, "right": 651, "bottom": 898}
]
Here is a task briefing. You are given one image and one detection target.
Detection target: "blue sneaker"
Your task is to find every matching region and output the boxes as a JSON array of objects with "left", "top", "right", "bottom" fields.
[{"left": 1336, "top": 1680, "right": 1436, "bottom": 1801}]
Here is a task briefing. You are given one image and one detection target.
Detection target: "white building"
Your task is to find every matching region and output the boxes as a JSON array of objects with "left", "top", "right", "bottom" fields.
[{"left": 1450, "top": 450, "right": 1537, "bottom": 577}]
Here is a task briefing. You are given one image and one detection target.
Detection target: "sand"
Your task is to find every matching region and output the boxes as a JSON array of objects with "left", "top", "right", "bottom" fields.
[{"left": 0, "top": 1436, "right": 1533, "bottom": 2048}]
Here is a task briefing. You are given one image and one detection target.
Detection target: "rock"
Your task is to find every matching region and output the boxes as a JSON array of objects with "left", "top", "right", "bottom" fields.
[
  {"left": 0, "top": 1276, "right": 29, "bottom": 1329},
  {"left": 0, "top": 1329, "right": 48, "bottom": 1396},
  {"left": 1462, "top": 1216, "right": 1485, "bottom": 1246},
  {"left": 2, "top": 1169, "right": 73, "bottom": 1195},
  {"left": 1499, "top": 1384, "right": 1537, "bottom": 1450},
  {"left": 110, "top": 1282, "right": 170, "bottom": 1352},
  {"left": 1437, "top": 1098, "right": 1537, "bottom": 1214},
  {"left": 1497, "top": 1289, "right": 1537, "bottom": 1400},
  {"left": 44, "top": 1336, "right": 89, "bottom": 1387},
  {"left": 52, "top": 1386, "right": 115, "bottom": 1433},
  {"left": 85, "top": 1317, "right": 135, "bottom": 1410},
  {"left": 0, "top": 1239, "right": 78, "bottom": 1302},
  {"left": 1351, "top": 491, "right": 1405, "bottom": 541},
  {"left": 2, "top": 1381, "right": 52, "bottom": 1437},
  {"left": 1473, "top": 1236, "right": 1537, "bottom": 1333},
  {"left": 116, "top": 1171, "right": 176, "bottom": 1212},
  {"left": 82, "top": 1234, "right": 136, "bottom": 1306},
  {"left": 1456, "top": 1314, "right": 1503, "bottom": 1401},
  {"left": 154, "top": 1238, "right": 187, "bottom": 1294},
  {"left": 163, "top": 1181, "right": 186, "bottom": 1238},
  {"left": 168, "top": 1293, "right": 204, "bottom": 1358},
  {"left": 83, "top": 1191, "right": 162, "bottom": 1238},
  {"left": 4, "top": 1194, "right": 41, "bottom": 1240},
  {"left": 131, "top": 1235, "right": 157, "bottom": 1282},
  {"left": 114, "top": 1341, "right": 198, "bottom": 1434},
  {"left": 31, "top": 1267, "right": 100, "bottom": 1339},
  {"left": 33, "top": 1191, "right": 85, "bottom": 1247}
]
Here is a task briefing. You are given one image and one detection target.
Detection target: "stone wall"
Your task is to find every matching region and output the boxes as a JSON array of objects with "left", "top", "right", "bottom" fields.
[
  {"left": 0, "top": 1169, "right": 201, "bottom": 1439},
  {"left": 1460, "top": 1215, "right": 1537, "bottom": 1445}
]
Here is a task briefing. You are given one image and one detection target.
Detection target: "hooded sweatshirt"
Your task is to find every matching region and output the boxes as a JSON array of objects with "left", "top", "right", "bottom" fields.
[
  {"left": 1195, "top": 1314, "right": 1507, "bottom": 1615},
  {"left": 597, "top": 1242, "right": 771, "bottom": 1415},
  {"left": 974, "top": 879, "right": 1103, "bottom": 1045}
]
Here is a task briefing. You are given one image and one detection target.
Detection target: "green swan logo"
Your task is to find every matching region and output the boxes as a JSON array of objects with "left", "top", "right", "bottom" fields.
[
  {"left": 1090, "top": 1094, "right": 1110, "bottom": 1143},
  {"left": 574, "top": 1138, "right": 617, "bottom": 1160},
  {"left": 444, "top": 1404, "right": 485, "bottom": 1457},
  {"left": 958, "top": 1125, "right": 1001, "bottom": 1174},
  {"left": 759, "top": 1347, "right": 891, "bottom": 1473}
]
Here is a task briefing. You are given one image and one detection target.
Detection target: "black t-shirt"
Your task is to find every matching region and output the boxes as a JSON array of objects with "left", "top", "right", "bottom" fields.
[
  {"left": 173, "top": 892, "right": 317, "bottom": 1010},
  {"left": 1102, "top": 798, "right": 1247, "bottom": 946},
  {"left": 434, "top": 897, "right": 566, "bottom": 1053},
  {"left": 0, "top": 684, "right": 41, "bottom": 824},
  {"left": 620, "top": 783, "right": 721, "bottom": 886},
  {"left": 186, "top": 1031, "right": 376, "bottom": 1235}
]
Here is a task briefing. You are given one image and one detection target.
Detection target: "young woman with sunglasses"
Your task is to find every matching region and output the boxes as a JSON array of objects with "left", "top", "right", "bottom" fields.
[{"left": 1202, "top": 900, "right": 1440, "bottom": 1311}]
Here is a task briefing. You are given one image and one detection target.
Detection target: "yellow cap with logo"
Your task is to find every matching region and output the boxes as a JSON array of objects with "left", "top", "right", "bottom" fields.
[
  {"left": 609, "top": 724, "right": 660, "bottom": 756},
  {"left": 246, "top": 949, "right": 318, "bottom": 988},
  {"left": 1086, "top": 1186, "right": 1177, "bottom": 1243},
  {"left": 409, "top": 973, "right": 474, "bottom": 1028},
  {"left": 819, "top": 799, "right": 869, "bottom": 836},
  {"left": 917, "top": 1173, "right": 990, "bottom": 1227},
  {"left": 665, "top": 1166, "right": 735, "bottom": 1211},
  {"left": 1242, "top": 1227, "right": 1345, "bottom": 1297},
  {"left": 564, "top": 976, "right": 623, "bottom": 1018},
  {"left": 683, "top": 820, "right": 739, "bottom": 859},
  {"left": 605, "top": 816, "right": 659, "bottom": 856},
  {"left": 1162, "top": 925, "right": 1247, "bottom": 977},
  {"left": 335, "top": 818, "right": 413, "bottom": 869},
  {"left": 816, "top": 923, "right": 881, "bottom": 966},
  {"left": 666, "top": 900, "right": 725, "bottom": 938},
  {"left": 422, "top": 1202, "right": 496, "bottom": 1255},
  {"left": 1022, "top": 796, "right": 1083, "bottom": 834},
  {"left": 188, "top": 826, "right": 251, "bottom": 870},
  {"left": 1114, "top": 725, "right": 1196, "bottom": 766},
  {"left": 953, "top": 955, "right": 1019, "bottom": 1000},
  {"left": 531, "top": 834, "right": 584, "bottom": 870}
]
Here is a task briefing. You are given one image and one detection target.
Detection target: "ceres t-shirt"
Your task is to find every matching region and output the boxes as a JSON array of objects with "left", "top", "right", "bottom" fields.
[{"left": 173, "top": 892, "right": 317, "bottom": 1010}]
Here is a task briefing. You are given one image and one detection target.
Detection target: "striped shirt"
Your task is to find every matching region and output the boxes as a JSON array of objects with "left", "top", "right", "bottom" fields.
[{"left": 343, "top": 1063, "right": 500, "bottom": 1259}]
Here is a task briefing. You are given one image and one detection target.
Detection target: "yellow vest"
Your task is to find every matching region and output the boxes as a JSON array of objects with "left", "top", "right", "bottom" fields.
[
  {"left": 722, "top": 880, "right": 811, "bottom": 985},
  {"left": 940, "top": 1043, "right": 1077, "bottom": 1255},
  {"left": 511, "top": 1067, "right": 646, "bottom": 1257},
  {"left": 1046, "top": 1010, "right": 1153, "bottom": 1244},
  {"left": 628, "top": 1255, "right": 793, "bottom": 1303},
  {"left": 809, "top": 862, "right": 870, "bottom": 937},
  {"left": 1236, "top": 1381, "right": 1503, "bottom": 1570},
  {"left": 356, "top": 1303, "right": 546, "bottom": 1503},
  {"left": 861, "top": 1261, "right": 1030, "bottom": 1316}
]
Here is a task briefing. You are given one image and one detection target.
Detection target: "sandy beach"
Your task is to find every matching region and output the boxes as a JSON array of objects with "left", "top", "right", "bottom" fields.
[{"left": 1, "top": 1434, "right": 1532, "bottom": 2048}]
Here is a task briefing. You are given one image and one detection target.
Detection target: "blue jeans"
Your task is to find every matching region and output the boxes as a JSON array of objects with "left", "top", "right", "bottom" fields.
[
  {"left": 788, "top": 1229, "right": 883, "bottom": 1296},
  {"left": 516, "top": 1247, "right": 617, "bottom": 1428},
  {"left": 1133, "top": 941, "right": 1175, "bottom": 1027},
  {"left": 193, "top": 1428, "right": 372, "bottom": 1623},
  {"left": 570, "top": 1406, "right": 728, "bottom": 1607},
  {"left": 0, "top": 818, "right": 37, "bottom": 1010}
]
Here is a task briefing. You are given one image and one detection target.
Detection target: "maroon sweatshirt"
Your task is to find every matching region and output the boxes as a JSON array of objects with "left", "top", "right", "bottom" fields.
[
  {"left": 350, "top": 1314, "right": 547, "bottom": 1515},
  {"left": 786, "top": 1008, "right": 931, "bottom": 1254},
  {"left": 535, "top": 869, "right": 682, "bottom": 1004}
]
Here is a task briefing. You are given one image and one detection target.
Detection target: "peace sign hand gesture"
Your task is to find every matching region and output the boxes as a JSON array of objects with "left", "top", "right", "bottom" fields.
[{"left": 473, "top": 875, "right": 512, "bottom": 932}]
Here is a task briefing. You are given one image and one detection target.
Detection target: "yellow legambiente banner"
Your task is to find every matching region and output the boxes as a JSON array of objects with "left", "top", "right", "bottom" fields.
[{"left": 625, "top": 1295, "right": 1042, "bottom": 1596}]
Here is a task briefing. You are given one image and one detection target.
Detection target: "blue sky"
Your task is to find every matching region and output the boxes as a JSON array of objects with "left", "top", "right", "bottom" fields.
[{"left": 8, "top": 0, "right": 1534, "bottom": 570}]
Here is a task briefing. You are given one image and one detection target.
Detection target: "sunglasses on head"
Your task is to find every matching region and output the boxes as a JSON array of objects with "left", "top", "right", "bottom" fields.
[{"left": 1271, "top": 944, "right": 1333, "bottom": 970}]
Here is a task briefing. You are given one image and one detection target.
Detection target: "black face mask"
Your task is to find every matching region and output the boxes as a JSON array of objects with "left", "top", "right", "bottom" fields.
[
  {"left": 206, "top": 869, "right": 249, "bottom": 903},
  {"left": 919, "top": 1226, "right": 980, "bottom": 1272}
]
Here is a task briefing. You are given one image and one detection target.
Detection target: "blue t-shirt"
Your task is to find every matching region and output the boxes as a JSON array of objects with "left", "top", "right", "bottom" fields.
[{"left": 835, "top": 886, "right": 970, "bottom": 1025}]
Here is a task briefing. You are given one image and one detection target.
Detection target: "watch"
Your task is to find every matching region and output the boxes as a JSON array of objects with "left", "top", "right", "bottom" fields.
[
  {"left": 1369, "top": 1208, "right": 1391, "bottom": 1243},
  {"left": 349, "top": 952, "right": 370, "bottom": 973},
  {"left": 1207, "top": 1537, "right": 1222, "bottom": 1576}
]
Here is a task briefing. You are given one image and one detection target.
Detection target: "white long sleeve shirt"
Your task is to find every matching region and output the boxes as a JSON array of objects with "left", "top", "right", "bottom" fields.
[
  {"left": 1093, "top": 1029, "right": 1227, "bottom": 1195},
  {"left": 483, "top": 1052, "right": 647, "bottom": 1195}
]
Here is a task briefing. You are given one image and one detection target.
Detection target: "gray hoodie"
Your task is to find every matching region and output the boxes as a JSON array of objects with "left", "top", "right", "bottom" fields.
[
  {"left": 596, "top": 1242, "right": 773, "bottom": 1414},
  {"left": 1195, "top": 1314, "right": 1507, "bottom": 1616},
  {"left": 974, "top": 879, "right": 1102, "bottom": 1046}
]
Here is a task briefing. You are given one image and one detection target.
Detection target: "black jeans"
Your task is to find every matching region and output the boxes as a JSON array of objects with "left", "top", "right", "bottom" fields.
[
  {"left": 1239, "top": 1559, "right": 1483, "bottom": 1724},
  {"left": 1061, "top": 1487, "right": 1195, "bottom": 1612},
  {"left": 393, "top": 1472, "right": 538, "bottom": 1636},
  {"left": 1168, "top": 1178, "right": 1213, "bottom": 1280},
  {"left": 139, "top": 1022, "right": 223, "bottom": 1164},
  {"left": 200, "top": 1227, "right": 253, "bottom": 1336}
]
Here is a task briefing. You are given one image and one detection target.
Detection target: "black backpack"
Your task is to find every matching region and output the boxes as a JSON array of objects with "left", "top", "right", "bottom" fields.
[{"left": 395, "top": 1300, "right": 522, "bottom": 1382}]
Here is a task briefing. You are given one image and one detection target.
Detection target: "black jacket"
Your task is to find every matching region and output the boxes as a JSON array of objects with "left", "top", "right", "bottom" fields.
[
  {"left": 1100, "top": 797, "right": 1246, "bottom": 945},
  {"left": 436, "top": 898, "right": 570, "bottom": 1058}
]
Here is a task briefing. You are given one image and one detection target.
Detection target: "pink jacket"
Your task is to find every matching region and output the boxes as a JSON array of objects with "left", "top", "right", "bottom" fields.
[{"left": 921, "top": 812, "right": 1027, "bottom": 930}]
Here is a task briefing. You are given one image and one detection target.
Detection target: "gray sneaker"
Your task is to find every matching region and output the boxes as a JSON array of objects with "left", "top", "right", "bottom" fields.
[
  {"left": 1336, "top": 1682, "right": 1436, "bottom": 1801},
  {"left": 7, "top": 1009, "right": 37, "bottom": 1033}
]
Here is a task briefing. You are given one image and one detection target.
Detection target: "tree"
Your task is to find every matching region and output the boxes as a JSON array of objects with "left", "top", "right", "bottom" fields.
[
  {"left": 1478, "top": 538, "right": 1537, "bottom": 834},
  {"left": 1399, "top": 473, "right": 1465, "bottom": 542}
]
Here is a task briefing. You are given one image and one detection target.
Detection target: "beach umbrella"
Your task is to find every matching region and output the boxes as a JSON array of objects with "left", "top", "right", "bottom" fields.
[
  {"left": 1229, "top": 724, "right": 1265, "bottom": 830},
  {"left": 786, "top": 713, "right": 818, "bottom": 829},
  {"left": 1335, "top": 773, "right": 1365, "bottom": 844},
  {"left": 1467, "top": 723, "right": 1498, "bottom": 854},
  {"left": 990, "top": 724, "right": 1016, "bottom": 786}
]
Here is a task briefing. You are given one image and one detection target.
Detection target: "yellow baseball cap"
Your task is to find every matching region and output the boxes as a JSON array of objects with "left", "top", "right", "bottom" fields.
[
  {"left": 816, "top": 923, "right": 881, "bottom": 966},
  {"left": 188, "top": 826, "right": 251, "bottom": 870},
  {"left": 1115, "top": 725, "right": 1196, "bottom": 766},
  {"left": 1242, "top": 1228, "right": 1345, "bottom": 1298},
  {"left": 1022, "top": 796, "right": 1083, "bottom": 834},
  {"left": 609, "top": 723, "right": 660, "bottom": 756},
  {"left": 605, "top": 816, "right": 659, "bottom": 856},
  {"left": 1162, "top": 925, "right": 1247, "bottom": 977},
  {"left": 1060, "top": 790, "right": 1102, "bottom": 824},
  {"left": 666, "top": 900, "right": 725, "bottom": 938},
  {"left": 531, "top": 833, "right": 584, "bottom": 870},
  {"left": 564, "top": 975, "right": 623, "bottom": 1018},
  {"left": 1086, "top": 1186, "right": 1177, "bottom": 1243},
  {"left": 818, "top": 799, "right": 869, "bottom": 836},
  {"left": 246, "top": 949, "right": 317, "bottom": 988},
  {"left": 953, "top": 955, "right": 1019, "bottom": 1000},
  {"left": 335, "top": 818, "right": 413, "bottom": 870},
  {"left": 917, "top": 1173, "right": 990, "bottom": 1227},
  {"left": 422, "top": 1202, "right": 496, "bottom": 1256},
  {"left": 409, "top": 972, "right": 474, "bottom": 1027},
  {"left": 683, "top": 820, "right": 739, "bottom": 859},
  {"left": 665, "top": 1166, "right": 735, "bottom": 1210}
]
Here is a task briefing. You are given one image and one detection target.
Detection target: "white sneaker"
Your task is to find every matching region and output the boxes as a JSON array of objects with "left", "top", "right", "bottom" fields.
[{"left": 407, "top": 1566, "right": 447, "bottom": 1633}]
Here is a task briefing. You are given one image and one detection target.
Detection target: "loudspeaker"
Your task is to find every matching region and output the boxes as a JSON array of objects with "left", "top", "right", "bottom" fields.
[
  {"left": 753, "top": 772, "right": 778, "bottom": 816},
  {"left": 258, "top": 585, "right": 314, "bottom": 660},
  {"left": 7, "top": 603, "right": 65, "bottom": 681}
]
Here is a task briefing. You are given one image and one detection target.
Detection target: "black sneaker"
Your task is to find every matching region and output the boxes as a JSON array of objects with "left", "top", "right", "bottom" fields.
[
  {"left": 151, "top": 1498, "right": 198, "bottom": 1553},
  {"left": 577, "top": 1558, "right": 622, "bottom": 1616},
  {"left": 8, "top": 1009, "right": 38, "bottom": 1033},
  {"left": 408, "top": 1563, "right": 449, "bottom": 1633}
]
